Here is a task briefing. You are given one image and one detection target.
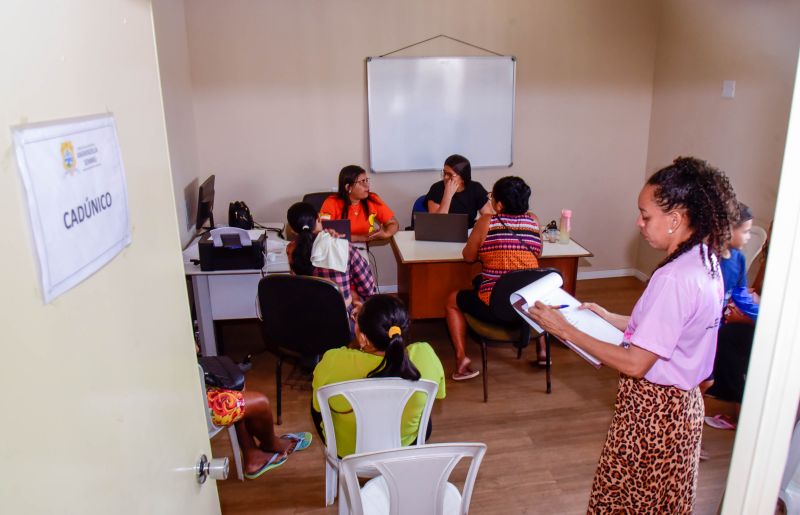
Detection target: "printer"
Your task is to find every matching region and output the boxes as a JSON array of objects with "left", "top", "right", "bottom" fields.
[{"left": 198, "top": 227, "right": 266, "bottom": 271}]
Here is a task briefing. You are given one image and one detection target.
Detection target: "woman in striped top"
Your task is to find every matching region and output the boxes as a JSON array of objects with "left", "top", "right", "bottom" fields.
[{"left": 445, "top": 176, "right": 543, "bottom": 380}]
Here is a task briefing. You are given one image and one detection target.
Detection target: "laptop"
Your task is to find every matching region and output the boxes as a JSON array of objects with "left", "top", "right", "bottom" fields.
[
  {"left": 321, "top": 219, "right": 352, "bottom": 241},
  {"left": 413, "top": 213, "right": 469, "bottom": 243}
]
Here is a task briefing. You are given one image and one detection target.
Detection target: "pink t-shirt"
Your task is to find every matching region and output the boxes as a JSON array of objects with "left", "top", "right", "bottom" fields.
[{"left": 624, "top": 245, "right": 724, "bottom": 390}]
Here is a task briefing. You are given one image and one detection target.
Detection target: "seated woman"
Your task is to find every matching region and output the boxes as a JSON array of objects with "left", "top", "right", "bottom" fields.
[
  {"left": 445, "top": 176, "right": 543, "bottom": 380},
  {"left": 705, "top": 202, "right": 761, "bottom": 428},
  {"left": 206, "top": 386, "right": 311, "bottom": 479},
  {"left": 286, "top": 201, "right": 377, "bottom": 327},
  {"left": 319, "top": 165, "right": 399, "bottom": 243},
  {"left": 426, "top": 154, "right": 493, "bottom": 228},
  {"left": 311, "top": 294, "right": 446, "bottom": 458}
]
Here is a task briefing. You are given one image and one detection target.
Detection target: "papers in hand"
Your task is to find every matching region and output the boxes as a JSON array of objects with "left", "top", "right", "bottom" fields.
[{"left": 509, "top": 272, "right": 623, "bottom": 368}]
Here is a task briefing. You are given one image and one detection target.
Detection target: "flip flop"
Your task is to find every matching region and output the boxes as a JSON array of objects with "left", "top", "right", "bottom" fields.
[
  {"left": 280, "top": 431, "right": 313, "bottom": 453},
  {"left": 451, "top": 369, "right": 480, "bottom": 381},
  {"left": 704, "top": 414, "right": 736, "bottom": 430},
  {"left": 244, "top": 451, "right": 287, "bottom": 480}
]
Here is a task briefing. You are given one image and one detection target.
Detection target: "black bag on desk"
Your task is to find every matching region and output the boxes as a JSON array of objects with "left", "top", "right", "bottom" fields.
[
  {"left": 229, "top": 201, "right": 254, "bottom": 229},
  {"left": 198, "top": 356, "right": 245, "bottom": 391}
]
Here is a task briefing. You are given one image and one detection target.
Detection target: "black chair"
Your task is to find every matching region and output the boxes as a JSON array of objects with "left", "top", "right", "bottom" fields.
[
  {"left": 463, "top": 268, "right": 561, "bottom": 402},
  {"left": 257, "top": 274, "right": 352, "bottom": 424},
  {"left": 302, "top": 191, "right": 333, "bottom": 213}
]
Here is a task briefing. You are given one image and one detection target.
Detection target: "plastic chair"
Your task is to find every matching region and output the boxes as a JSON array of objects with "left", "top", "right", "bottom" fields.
[
  {"left": 258, "top": 274, "right": 352, "bottom": 424},
  {"left": 779, "top": 419, "right": 800, "bottom": 514},
  {"left": 463, "top": 268, "right": 561, "bottom": 401},
  {"left": 316, "top": 378, "right": 439, "bottom": 512},
  {"left": 406, "top": 195, "right": 428, "bottom": 230},
  {"left": 339, "top": 442, "right": 487, "bottom": 515},
  {"left": 198, "top": 365, "right": 244, "bottom": 480},
  {"left": 303, "top": 191, "right": 333, "bottom": 213},
  {"left": 742, "top": 224, "right": 767, "bottom": 271}
]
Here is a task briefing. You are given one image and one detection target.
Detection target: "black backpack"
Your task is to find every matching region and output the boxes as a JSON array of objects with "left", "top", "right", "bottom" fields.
[{"left": 228, "top": 201, "right": 254, "bottom": 229}]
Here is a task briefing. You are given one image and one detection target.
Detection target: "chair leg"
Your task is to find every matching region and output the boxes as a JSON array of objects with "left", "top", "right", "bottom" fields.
[
  {"left": 481, "top": 339, "right": 488, "bottom": 402},
  {"left": 227, "top": 425, "right": 244, "bottom": 481},
  {"left": 516, "top": 325, "right": 530, "bottom": 359},
  {"left": 337, "top": 481, "right": 348, "bottom": 515},
  {"left": 545, "top": 333, "right": 552, "bottom": 394},
  {"left": 325, "top": 460, "right": 338, "bottom": 506},
  {"left": 276, "top": 356, "right": 283, "bottom": 425}
]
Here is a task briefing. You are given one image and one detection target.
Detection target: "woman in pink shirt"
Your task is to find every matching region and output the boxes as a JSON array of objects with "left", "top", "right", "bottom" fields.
[{"left": 530, "top": 157, "right": 737, "bottom": 514}]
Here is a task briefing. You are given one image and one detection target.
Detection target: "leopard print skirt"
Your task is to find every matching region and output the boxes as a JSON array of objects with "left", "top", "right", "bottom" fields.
[{"left": 587, "top": 375, "right": 704, "bottom": 514}]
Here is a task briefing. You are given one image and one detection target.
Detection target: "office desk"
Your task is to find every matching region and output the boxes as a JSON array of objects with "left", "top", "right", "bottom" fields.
[
  {"left": 183, "top": 224, "right": 289, "bottom": 356},
  {"left": 390, "top": 231, "right": 592, "bottom": 319}
]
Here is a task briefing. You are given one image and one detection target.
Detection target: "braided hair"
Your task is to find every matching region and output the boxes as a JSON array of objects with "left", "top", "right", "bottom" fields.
[
  {"left": 647, "top": 157, "right": 738, "bottom": 276},
  {"left": 358, "top": 295, "right": 421, "bottom": 381},
  {"left": 286, "top": 202, "right": 317, "bottom": 276}
]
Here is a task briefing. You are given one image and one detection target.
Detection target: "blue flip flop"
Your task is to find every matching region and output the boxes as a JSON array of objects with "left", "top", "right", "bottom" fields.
[
  {"left": 281, "top": 431, "right": 313, "bottom": 453},
  {"left": 244, "top": 451, "right": 287, "bottom": 480}
]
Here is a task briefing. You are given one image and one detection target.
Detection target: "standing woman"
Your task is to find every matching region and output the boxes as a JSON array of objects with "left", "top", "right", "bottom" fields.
[
  {"left": 426, "top": 154, "right": 493, "bottom": 228},
  {"left": 319, "top": 165, "right": 400, "bottom": 243},
  {"left": 530, "top": 157, "right": 736, "bottom": 513}
]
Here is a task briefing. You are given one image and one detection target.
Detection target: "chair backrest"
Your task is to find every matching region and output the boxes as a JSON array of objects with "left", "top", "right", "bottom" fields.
[
  {"left": 316, "top": 377, "right": 438, "bottom": 458},
  {"left": 408, "top": 195, "right": 428, "bottom": 229},
  {"left": 303, "top": 191, "right": 333, "bottom": 213},
  {"left": 488, "top": 268, "right": 562, "bottom": 323},
  {"left": 257, "top": 274, "right": 352, "bottom": 358},
  {"left": 340, "top": 443, "right": 487, "bottom": 515},
  {"left": 742, "top": 224, "right": 768, "bottom": 271}
]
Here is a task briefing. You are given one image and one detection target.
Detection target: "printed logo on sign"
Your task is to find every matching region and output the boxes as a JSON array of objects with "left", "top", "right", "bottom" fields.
[{"left": 61, "top": 141, "right": 76, "bottom": 173}]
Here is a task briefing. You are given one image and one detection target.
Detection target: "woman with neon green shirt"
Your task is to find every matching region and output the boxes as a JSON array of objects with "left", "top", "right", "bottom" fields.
[{"left": 311, "top": 294, "right": 446, "bottom": 458}]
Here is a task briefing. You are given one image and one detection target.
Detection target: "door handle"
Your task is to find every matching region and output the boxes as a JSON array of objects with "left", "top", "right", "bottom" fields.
[{"left": 196, "top": 454, "right": 229, "bottom": 483}]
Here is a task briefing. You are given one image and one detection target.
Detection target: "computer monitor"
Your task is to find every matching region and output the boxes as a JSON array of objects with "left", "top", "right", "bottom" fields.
[{"left": 195, "top": 174, "right": 216, "bottom": 231}]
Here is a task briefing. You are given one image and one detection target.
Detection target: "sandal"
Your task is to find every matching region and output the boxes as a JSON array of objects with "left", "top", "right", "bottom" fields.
[
  {"left": 704, "top": 414, "right": 736, "bottom": 430},
  {"left": 280, "top": 431, "right": 313, "bottom": 453},
  {"left": 451, "top": 369, "right": 480, "bottom": 381},
  {"left": 244, "top": 451, "right": 287, "bottom": 480}
]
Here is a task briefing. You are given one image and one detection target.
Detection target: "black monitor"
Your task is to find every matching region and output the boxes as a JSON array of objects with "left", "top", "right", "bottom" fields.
[{"left": 195, "top": 174, "right": 216, "bottom": 231}]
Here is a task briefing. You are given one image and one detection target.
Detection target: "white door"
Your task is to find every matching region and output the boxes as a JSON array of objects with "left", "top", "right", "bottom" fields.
[{"left": 0, "top": 2, "right": 220, "bottom": 514}]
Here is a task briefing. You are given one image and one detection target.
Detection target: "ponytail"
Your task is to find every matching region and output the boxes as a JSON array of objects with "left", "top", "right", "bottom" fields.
[
  {"left": 287, "top": 202, "right": 319, "bottom": 276},
  {"left": 358, "top": 295, "right": 420, "bottom": 381}
]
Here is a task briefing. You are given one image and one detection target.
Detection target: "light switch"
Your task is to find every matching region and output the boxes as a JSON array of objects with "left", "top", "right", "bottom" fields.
[{"left": 722, "top": 80, "right": 736, "bottom": 99}]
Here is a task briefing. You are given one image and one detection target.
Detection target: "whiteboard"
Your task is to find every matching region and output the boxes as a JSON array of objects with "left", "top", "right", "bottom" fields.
[{"left": 367, "top": 56, "right": 515, "bottom": 173}]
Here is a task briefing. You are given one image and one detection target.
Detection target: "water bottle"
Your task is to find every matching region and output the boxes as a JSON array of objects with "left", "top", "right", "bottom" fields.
[{"left": 559, "top": 209, "right": 572, "bottom": 244}]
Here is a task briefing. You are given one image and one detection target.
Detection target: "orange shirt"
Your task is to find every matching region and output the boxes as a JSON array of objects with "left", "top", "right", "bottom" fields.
[{"left": 319, "top": 194, "right": 395, "bottom": 236}]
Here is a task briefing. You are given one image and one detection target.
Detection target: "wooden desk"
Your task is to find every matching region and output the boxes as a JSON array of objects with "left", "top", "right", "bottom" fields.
[{"left": 391, "top": 231, "right": 592, "bottom": 319}]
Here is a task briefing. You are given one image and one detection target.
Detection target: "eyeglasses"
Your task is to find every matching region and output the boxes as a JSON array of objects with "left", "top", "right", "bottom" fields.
[
  {"left": 354, "top": 177, "right": 370, "bottom": 185},
  {"left": 442, "top": 170, "right": 458, "bottom": 179}
]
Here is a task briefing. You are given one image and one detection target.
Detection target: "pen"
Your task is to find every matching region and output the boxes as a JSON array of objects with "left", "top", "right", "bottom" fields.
[{"left": 550, "top": 304, "right": 570, "bottom": 309}]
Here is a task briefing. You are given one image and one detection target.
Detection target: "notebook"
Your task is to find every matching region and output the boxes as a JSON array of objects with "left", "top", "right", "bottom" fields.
[
  {"left": 321, "top": 219, "right": 352, "bottom": 241},
  {"left": 413, "top": 212, "right": 469, "bottom": 243}
]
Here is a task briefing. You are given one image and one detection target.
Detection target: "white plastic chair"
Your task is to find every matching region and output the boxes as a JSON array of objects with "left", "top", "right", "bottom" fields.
[
  {"left": 316, "top": 378, "right": 439, "bottom": 512},
  {"left": 339, "top": 443, "right": 487, "bottom": 515},
  {"left": 742, "top": 224, "right": 768, "bottom": 271},
  {"left": 780, "top": 419, "right": 800, "bottom": 514},
  {"left": 198, "top": 365, "right": 244, "bottom": 481}
]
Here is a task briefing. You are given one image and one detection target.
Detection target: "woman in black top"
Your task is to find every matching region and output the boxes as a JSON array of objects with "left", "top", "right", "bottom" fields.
[{"left": 426, "top": 154, "right": 492, "bottom": 228}]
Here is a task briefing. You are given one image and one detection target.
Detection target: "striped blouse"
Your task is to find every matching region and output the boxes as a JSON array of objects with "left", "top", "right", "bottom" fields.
[{"left": 478, "top": 213, "right": 542, "bottom": 304}]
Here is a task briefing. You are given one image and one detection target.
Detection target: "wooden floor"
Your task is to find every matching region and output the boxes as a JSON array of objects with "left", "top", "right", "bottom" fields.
[{"left": 212, "top": 277, "right": 737, "bottom": 514}]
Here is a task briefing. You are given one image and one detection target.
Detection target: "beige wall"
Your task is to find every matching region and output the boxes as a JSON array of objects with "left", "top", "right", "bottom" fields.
[
  {"left": 153, "top": 0, "right": 202, "bottom": 247},
  {"left": 170, "top": 0, "right": 660, "bottom": 285},
  {"left": 637, "top": 0, "right": 800, "bottom": 274}
]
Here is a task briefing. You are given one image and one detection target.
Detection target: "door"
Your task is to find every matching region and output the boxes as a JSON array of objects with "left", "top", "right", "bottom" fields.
[{"left": 0, "top": 1, "right": 220, "bottom": 513}]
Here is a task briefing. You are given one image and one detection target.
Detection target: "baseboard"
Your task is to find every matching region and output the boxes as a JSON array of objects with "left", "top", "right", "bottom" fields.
[{"left": 577, "top": 268, "right": 649, "bottom": 282}]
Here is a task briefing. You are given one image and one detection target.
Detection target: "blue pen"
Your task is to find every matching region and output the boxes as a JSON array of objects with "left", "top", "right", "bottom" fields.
[{"left": 551, "top": 304, "right": 569, "bottom": 310}]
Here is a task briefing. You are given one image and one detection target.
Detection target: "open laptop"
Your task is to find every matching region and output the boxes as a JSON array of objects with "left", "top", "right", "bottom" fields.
[
  {"left": 413, "top": 212, "right": 469, "bottom": 243},
  {"left": 321, "top": 219, "right": 352, "bottom": 241}
]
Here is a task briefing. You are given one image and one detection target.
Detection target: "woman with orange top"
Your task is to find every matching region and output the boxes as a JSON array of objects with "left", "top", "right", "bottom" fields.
[
  {"left": 319, "top": 165, "right": 399, "bottom": 243},
  {"left": 445, "top": 176, "right": 543, "bottom": 380}
]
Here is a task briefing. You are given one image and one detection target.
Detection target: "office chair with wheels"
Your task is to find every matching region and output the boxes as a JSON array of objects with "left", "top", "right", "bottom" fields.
[
  {"left": 303, "top": 191, "right": 334, "bottom": 213},
  {"left": 463, "top": 268, "right": 561, "bottom": 402},
  {"left": 339, "top": 443, "right": 486, "bottom": 515},
  {"left": 406, "top": 194, "right": 428, "bottom": 230},
  {"left": 257, "top": 274, "right": 352, "bottom": 425},
  {"left": 316, "top": 378, "right": 439, "bottom": 512}
]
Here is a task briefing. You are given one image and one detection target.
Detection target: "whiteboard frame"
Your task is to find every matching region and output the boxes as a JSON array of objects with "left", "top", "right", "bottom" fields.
[{"left": 366, "top": 55, "right": 516, "bottom": 173}]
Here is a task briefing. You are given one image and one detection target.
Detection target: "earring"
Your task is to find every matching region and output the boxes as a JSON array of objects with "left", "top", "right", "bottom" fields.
[{"left": 668, "top": 228, "right": 674, "bottom": 234}]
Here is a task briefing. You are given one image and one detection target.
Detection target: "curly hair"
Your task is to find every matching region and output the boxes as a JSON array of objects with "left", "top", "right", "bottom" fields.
[
  {"left": 647, "top": 156, "right": 738, "bottom": 276},
  {"left": 492, "top": 176, "right": 531, "bottom": 215}
]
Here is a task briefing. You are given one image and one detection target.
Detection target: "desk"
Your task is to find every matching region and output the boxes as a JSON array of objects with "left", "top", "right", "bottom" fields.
[
  {"left": 184, "top": 224, "right": 289, "bottom": 356},
  {"left": 390, "top": 231, "right": 592, "bottom": 319}
]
